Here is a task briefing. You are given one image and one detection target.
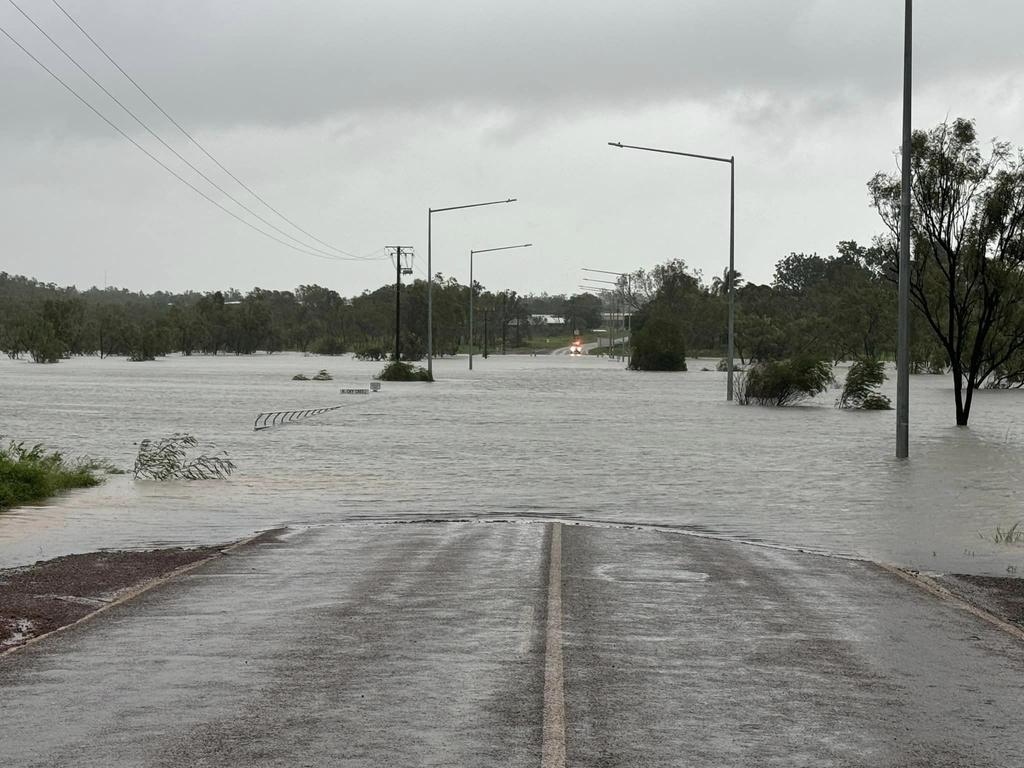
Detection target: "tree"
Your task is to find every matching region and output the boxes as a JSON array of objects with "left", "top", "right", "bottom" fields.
[
  {"left": 627, "top": 260, "right": 704, "bottom": 370},
  {"left": 629, "top": 307, "right": 687, "bottom": 371},
  {"left": 868, "top": 118, "right": 1024, "bottom": 425},
  {"left": 710, "top": 267, "right": 744, "bottom": 296}
]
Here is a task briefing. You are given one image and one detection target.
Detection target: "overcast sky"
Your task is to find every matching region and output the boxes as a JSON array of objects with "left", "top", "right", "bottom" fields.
[{"left": 3, "top": 0, "right": 1024, "bottom": 297}]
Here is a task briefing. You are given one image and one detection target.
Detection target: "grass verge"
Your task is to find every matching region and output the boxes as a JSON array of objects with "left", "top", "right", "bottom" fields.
[{"left": 0, "top": 441, "right": 111, "bottom": 511}]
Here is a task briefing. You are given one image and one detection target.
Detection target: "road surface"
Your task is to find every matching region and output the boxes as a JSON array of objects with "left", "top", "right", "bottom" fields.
[
  {"left": 551, "top": 337, "right": 627, "bottom": 355},
  {"left": 2, "top": 522, "right": 1023, "bottom": 766}
]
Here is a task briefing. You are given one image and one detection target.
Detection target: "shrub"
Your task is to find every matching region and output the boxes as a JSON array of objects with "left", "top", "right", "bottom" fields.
[
  {"left": 311, "top": 369, "right": 333, "bottom": 381},
  {"left": 292, "top": 373, "right": 310, "bottom": 381},
  {"left": 984, "top": 522, "right": 1024, "bottom": 544},
  {"left": 376, "top": 361, "right": 433, "bottom": 382},
  {"left": 736, "top": 358, "right": 833, "bottom": 406},
  {"left": 629, "top": 314, "right": 687, "bottom": 372},
  {"left": 133, "top": 434, "right": 235, "bottom": 480},
  {"left": 837, "top": 358, "right": 892, "bottom": 410},
  {"left": 985, "top": 367, "right": 1024, "bottom": 389},
  {"left": 860, "top": 393, "right": 893, "bottom": 410},
  {"left": 0, "top": 441, "right": 107, "bottom": 509},
  {"left": 354, "top": 344, "right": 388, "bottom": 361},
  {"left": 308, "top": 336, "right": 348, "bottom": 355}
]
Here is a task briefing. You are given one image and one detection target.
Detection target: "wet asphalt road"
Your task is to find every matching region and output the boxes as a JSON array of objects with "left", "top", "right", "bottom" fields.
[{"left": 2, "top": 521, "right": 1023, "bottom": 767}]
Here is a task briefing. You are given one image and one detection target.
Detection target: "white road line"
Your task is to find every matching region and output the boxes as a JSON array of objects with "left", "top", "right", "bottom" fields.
[{"left": 542, "top": 522, "right": 567, "bottom": 768}]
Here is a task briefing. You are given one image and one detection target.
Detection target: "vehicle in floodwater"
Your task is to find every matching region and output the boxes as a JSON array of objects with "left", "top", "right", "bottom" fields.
[{"left": 570, "top": 337, "right": 584, "bottom": 355}]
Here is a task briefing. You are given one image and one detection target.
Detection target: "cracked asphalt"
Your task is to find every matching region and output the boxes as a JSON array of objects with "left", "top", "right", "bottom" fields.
[{"left": 2, "top": 522, "right": 1023, "bottom": 767}]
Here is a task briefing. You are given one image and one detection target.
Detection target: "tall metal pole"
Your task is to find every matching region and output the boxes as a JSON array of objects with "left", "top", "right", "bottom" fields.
[
  {"left": 727, "top": 157, "right": 735, "bottom": 401},
  {"left": 469, "top": 250, "right": 474, "bottom": 370},
  {"left": 467, "top": 243, "right": 531, "bottom": 370},
  {"left": 896, "top": 0, "right": 913, "bottom": 458},
  {"left": 425, "top": 198, "right": 516, "bottom": 379},
  {"left": 608, "top": 142, "right": 735, "bottom": 399},
  {"left": 394, "top": 246, "right": 402, "bottom": 362},
  {"left": 427, "top": 211, "right": 433, "bottom": 377}
]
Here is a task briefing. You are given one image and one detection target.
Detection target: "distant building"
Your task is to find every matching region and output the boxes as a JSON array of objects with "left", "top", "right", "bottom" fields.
[{"left": 530, "top": 314, "right": 564, "bottom": 326}]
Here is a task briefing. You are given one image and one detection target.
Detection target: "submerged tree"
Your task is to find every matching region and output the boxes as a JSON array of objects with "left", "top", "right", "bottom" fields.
[
  {"left": 837, "top": 359, "right": 892, "bottom": 410},
  {"left": 735, "top": 358, "right": 833, "bottom": 407},
  {"left": 868, "top": 118, "right": 1024, "bottom": 425},
  {"left": 133, "top": 434, "right": 235, "bottom": 480}
]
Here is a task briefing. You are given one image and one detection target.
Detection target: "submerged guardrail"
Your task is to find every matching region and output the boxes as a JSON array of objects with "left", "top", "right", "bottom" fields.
[
  {"left": 253, "top": 405, "right": 345, "bottom": 431},
  {"left": 254, "top": 383, "right": 380, "bottom": 430}
]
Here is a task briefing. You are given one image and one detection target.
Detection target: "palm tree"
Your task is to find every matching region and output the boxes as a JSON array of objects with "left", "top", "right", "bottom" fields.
[{"left": 711, "top": 268, "right": 744, "bottom": 296}]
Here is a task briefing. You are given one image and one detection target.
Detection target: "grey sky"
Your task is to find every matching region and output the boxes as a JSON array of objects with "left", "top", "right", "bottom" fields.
[{"left": 2, "top": 0, "right": 1024, "bottom": 296}]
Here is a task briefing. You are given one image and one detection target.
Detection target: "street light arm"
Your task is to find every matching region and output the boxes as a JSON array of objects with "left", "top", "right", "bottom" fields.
[
  {"left": 471, "top": 243, "right": 532, "bottom": 255},
  {"left": 468, "top": 240, "right": 531, "bottom": 371},
  {"left": 430, "top": 198, "right": 517, "bottom": 214},
  {"left": 427, "top": 196, "right": 517, "bottom": 378},
  {"left": 609, "top": 141, "right": 731, "bottom": 165}
]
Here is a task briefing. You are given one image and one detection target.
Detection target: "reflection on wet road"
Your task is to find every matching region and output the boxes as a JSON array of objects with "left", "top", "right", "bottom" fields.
[{"left": 2, "top": 523, "right": 1022, "bottom": 766}]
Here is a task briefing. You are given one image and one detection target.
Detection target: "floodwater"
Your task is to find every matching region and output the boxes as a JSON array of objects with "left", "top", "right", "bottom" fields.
[{"left": 1, "top": 352, "right": 1022, "bottom": 576}]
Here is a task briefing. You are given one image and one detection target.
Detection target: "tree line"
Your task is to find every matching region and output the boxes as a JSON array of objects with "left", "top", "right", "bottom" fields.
[
  {"left": 0, "top": 271, "right": 605, "bottom": 363},
  {"left": 627, "top": 117, "right": 1024, "bottom": 426}
]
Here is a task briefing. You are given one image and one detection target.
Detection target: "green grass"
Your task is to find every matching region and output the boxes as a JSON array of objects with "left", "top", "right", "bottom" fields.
[{"left": 0, "top": 441, "right": 110, "bottom": 510}]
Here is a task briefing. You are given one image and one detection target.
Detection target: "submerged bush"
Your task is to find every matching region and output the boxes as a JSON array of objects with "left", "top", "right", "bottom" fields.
[
  {"left": 308, "top": 336, "right": 347, "bottom": 355},
  {"left": 983, "top": 521, "right": 1024, "bottom": 544},
  {"left": 837, "top": 358, "right": 892, "bottom": 410},
  {"left": 0, "top": 441, "right": 107, "bottom": 509},
  {"left": 985, "top": 367, "right": 1024, "bottom": 389},
  {"left": 376, "top": 361, "right": 433, "bottom": 382},
  {"left": 736, "top": 358, "right": 833, "bottom": 406},
  {"left": 628, "top": 314, "right": 687, "bottom": 372},
  {"left": 133, "top": 433, "right": 235, "bottom": 480},
  {"left": 292, "top": 373, "right": 310, "bottom": 381},
  {"left": 311, "top": 369, "right": 333, "bottom": 381},
  {"left": 354, "top": 345, "right": 388, "bottom": 362}
]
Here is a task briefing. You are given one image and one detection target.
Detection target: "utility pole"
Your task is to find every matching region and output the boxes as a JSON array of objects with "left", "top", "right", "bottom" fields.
[
  {"left": 501, "top": 292, "right": 507, "bottom": 354},
  {"left": 896, "top": 0, "right": 913, "bottom": 458},
  {"left": 388, "top": 246, "right": 413, "bottom": 362},
  {"left": 483, "top": 308, "right": 489, "bottom": 358}
]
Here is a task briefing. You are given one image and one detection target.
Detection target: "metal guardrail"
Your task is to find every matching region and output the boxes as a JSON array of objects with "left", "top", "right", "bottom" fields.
[
  {"left": 254, "top": 384, "right": 380, "bottom": 431},
  {"left": 253, "top": 405, "right": 345, "bottom": 431}
]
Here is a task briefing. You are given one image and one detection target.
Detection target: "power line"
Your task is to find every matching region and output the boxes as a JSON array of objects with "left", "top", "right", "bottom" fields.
[
  {"left": 6, "top": 0, "right": 375, "bottom": 263},
  {"left": 0, "top": 21, "right": 374, "bottom": 263},
  {"left": 49, "top": 0, "right": 367, "bottom": 261}
]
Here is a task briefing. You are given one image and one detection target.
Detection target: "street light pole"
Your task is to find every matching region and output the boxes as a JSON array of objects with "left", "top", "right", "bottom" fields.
[
  {"left": 583, "top": 268, "right": 634, "bottom": 364},
  {"left": 609, "top": 141, "right": 736, "bottom": 400},
  {"left": 469, "top": 243, "right": 532, "bottom": 370},
  {"left": 896, "top": 0, "right": 913, "bottom": 458},
  {"left": 427, "top": 198, "right": 516, "bottom": 378}
]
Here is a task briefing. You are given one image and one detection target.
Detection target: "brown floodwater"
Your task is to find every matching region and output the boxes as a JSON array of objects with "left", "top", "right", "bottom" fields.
[{"left": 1, "top": 352, "right": 1022, "bottom": 576}]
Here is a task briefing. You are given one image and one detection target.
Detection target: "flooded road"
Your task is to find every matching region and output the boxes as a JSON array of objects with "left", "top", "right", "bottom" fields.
[{"left": 1, "top": 352, "right": 1022, "bottom": 575}]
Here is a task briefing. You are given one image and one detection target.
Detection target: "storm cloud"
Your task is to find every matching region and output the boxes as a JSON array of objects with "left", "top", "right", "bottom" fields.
[{"left": 2, "top": 0, "right": 1024, "bottom": 294}]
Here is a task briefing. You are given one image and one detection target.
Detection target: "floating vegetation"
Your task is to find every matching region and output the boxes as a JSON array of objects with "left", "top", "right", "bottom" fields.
[
  {"left": 133, "top": 433, "right": 235, "bottom": 480},
  {"left": 292, "top": 373, "right": 310, "bottom": 381}
]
